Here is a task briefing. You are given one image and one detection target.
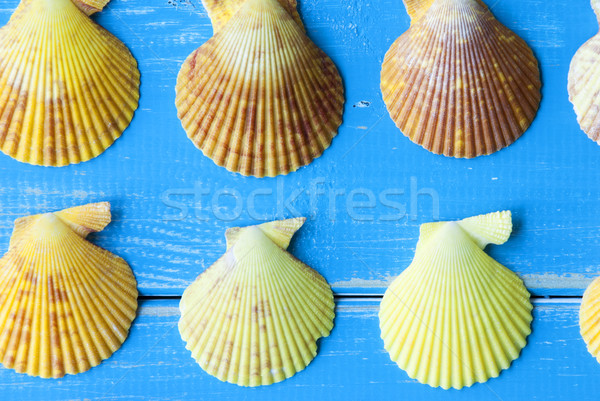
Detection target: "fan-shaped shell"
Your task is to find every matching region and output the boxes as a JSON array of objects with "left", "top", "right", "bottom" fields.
[
  {"left": 176, "top": 0, "right": 344, "bottom": 177},
  {"left": 0, "top": 0, "right": 140, "bottom": 166},
  {"left": 0, "top": 202, "right": 138, "bottom": 378},
  {"left": 379, "top": 211, "right": 532, "bottom": 389},
  {"left": 178, "top": 218, "right": 334, "bottom": 387},
  {"left": 580, "top": 275, "right": 600, "bottom": 363},
  {"left": 201, "top": 0, "right": 303, "bottom": 33},
  {"left": 381, "top": 0, "right": 541, "bottom": 158},
  {"left": 568, "top": 0, "right": 600, "bottom": 144}
]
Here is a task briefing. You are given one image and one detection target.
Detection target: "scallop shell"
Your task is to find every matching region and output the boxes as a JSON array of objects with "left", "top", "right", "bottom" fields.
[
  {"left": 201, "top": 0, "right": 304, "bottom": 33},
  {"left": 178, "top": 218, "right": 335, "bottom": 386},
  {"left": 0, "top": 202, "right": 138, "bottom": 378},
  {"left": 580, "top": 275, "right": 600, "bottom": 363},
  {"left": 568, "top": 0, "right": 600, "bottom": 144},
  {"left": 381, "top": 0, "right": 541, "bottom": 158},
  {"left": 0, "top": 0, "right": 140, "bottom": 166},
  {"left": 176, "top": 0, "right": 344, "bottom": 177},
  {"left": 402, "top": 0, "right": 435, "bottom": 22},
  {"left": 379, "top": 211, "right": 532, "bottom": 389},
  {"left": 71, "top": 0, "right": 110, "bottom": 15}
]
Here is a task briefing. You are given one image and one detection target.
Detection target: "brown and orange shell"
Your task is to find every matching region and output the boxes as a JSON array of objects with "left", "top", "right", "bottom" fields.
[
  {"left": 381, "top": 0, "right": 541, "bottom": 158},
  {"left": 176, "top": 0, "right": 344, "bottom": 177}
]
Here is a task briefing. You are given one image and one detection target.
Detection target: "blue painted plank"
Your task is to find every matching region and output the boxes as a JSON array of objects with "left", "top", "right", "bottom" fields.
[
  {"left": 0, "top": 0, "right": 597, "bottom": 296},
  {"left": 0, "top": 298, "right": 597, "bottom": 400}
]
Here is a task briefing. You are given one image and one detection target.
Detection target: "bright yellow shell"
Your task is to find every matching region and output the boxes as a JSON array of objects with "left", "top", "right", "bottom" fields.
[
  {"left": 0, "top": 202, "right": 138, "bottom": 378},
  {"left": 201, "top": 0, "right": 304, "bottom": 33},
  {"left": 179, "top": 218, "right": 335, "bottom": 387},
  {"left": 0, "top": 0, "right": 140, "bottom": 166},
  {"left": 176, "top": 0, "right": 344, "bottom": 177},
  {"left": 379, "top": 211, "right": 532, "bottom": 389},
  {"left": 381, "top": 0, "right": 541, "bottom": 158},
  {"left": 580, "top": 276, "right": 600, "bottom": 363},
  {"left": 568, "top": 0, "right": 600, "bottom": 144}
]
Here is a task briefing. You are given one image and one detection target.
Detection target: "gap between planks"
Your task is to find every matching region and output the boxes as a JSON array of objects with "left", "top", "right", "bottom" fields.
[{"left": 137, "top": 295, "right": 584, "bottom": 303}]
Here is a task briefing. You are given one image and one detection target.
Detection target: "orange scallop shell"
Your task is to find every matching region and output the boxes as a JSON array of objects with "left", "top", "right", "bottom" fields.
[
  {"left": 176, "top": 0, "right": 344, "bottom": 177},
  {"left": 381, "top": 0, "right": 541, "bottom": 158}
]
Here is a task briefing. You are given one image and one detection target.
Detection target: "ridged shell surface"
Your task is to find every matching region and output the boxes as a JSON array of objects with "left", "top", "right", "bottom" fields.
[
  {"left": 0, "top": 203, "right": 138, "bottom": 378},
  {"left": 403, "top": 0, "right": 435, "bottom": 22},
  {"left": 580, "top": 275, "right": 600, "bottom": 363},
  {"left": 568, "top": 0, "right": 600, "bottom": 144},
  {"left": 201, "top": 0, "right": 303, "bottom": 32},
  {"left": 179, "top": 218, "right": 335, "bottom": 387},
  {"left": 0, "top": 0, "right": 140, "bottom": 166},
  {"left": 176, "top": 0, "right": 344, "bottom": 177},
  {"left": 381, "top": 0, "right": 541, "bottom": 158},
  {"left": 379, "top": 211, "right": 532, "bottom": 389},
  {"left": 71, "top": 0, "right": 110, "bottom": 15}
]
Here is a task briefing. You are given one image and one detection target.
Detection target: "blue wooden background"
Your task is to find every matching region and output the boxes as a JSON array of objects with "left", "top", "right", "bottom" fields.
[{"left": 0, "top": 0, "right": 599, "bottom": 399}]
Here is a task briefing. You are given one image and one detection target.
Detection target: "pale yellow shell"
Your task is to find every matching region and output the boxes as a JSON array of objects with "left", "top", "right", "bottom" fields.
[
  {"left": 379, "top": 211, "right": 532, "bottom": 389},
  {"left": 179, "top": 218, "right": 335, "bottom": 386},
  {"left": 381, "top": 0, "right": 541, "bottom": 158},
  {"left": 0, "top": 0, "right": 140, "bottom": 166},
  {"left": 0, "top": 202, "right": 138, "bottom": 378},
  {"left": 568, "top": 0, "right": 600, "bottom": 144},
  {"left": 176, "top": 0, "right": 344, "bottom": 177},
  {"left": 580, "top": 275, "right": 600, "bottom": 363}
]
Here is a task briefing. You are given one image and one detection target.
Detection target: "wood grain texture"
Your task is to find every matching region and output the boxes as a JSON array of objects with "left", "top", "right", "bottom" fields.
[
  {"left": 0, "top": 299, "right": 597, "bottom": 400},
  {"left": 0, "top": 0, "right": 596, "bottom": 296}
]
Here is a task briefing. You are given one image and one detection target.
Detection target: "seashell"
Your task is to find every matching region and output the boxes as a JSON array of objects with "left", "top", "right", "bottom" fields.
[
  {"left": 381, "top": 0, "right": 541, "bottom": 158},
  {"left": 71, "top": 0, "right": 110, "bottom": 15},
  {"left": 0, "top": 202, "right": 138, "bottom": 378},
  {"left": 379, "top": 211, "right": 532, "bottom": 389},
  {"left": 0, "top": 0, "right": 140, "bottom": 167},
  {"left": 568, "top": 0, "right": 600, "bottom": 144},
  {"left": 201, "top": 0, "right": 304, "bottom": 33},
  {"left": 178, "top": 218, "right": 335, "bottom": 386},
  {"left": 580, "top": 275, "right": 600, "bottom": 363},
  {"left": 402, "top": 0, "right": 435, "bottom": 22},
  {"left": 176, "top": 0, "right": 344, "bottom": 177}
]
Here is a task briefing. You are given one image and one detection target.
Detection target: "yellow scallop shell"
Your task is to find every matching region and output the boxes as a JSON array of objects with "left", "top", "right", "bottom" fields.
[
  {"left": 179, "top": 218, "right": 335, "bottom": 386},
  {"left": 0, "top": 0, "right": 140, "bottom": 166},
  {"left": 580, "top": 275, "right": 600, "bottom": 363},
  {"left": 381, "top": 0, "right": 541, "bottom": 158},
  {"left": 0, "top": 202, "right": 138, "bottom": 378},
  {"left": 176, "top": 0, "right": 344, "bottom": 177},
  {"left": 379, "top": 211, "right": 532, "bottom": 389},
  {"left": 568, "top": 0, "right": 600, "bottom": 144}
]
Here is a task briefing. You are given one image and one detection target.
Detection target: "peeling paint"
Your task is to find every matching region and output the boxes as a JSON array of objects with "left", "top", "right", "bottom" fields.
[
  {"left": 139, "top": 306, "right": 180, "bottom": 317},
  {"left": 332, "top": 276, "right": 395, "bottom": 289},
  {"left": 522, "top": 273, "right": 593, "bottom": 289}
]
